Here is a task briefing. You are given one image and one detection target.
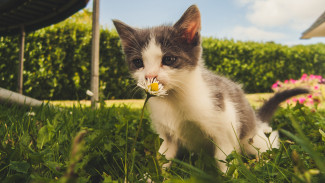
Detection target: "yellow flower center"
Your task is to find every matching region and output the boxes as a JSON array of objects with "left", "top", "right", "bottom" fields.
[{"left": 150, "top": 83, "right": 159, "bottom": 91}]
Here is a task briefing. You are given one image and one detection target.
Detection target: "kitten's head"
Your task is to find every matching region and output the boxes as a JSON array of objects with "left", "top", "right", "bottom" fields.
[{"left": 113, "top": 5, "right": 202, "bottom": 93}]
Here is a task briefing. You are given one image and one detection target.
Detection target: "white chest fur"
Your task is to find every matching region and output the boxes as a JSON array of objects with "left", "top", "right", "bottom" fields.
[{"left": 148, "top": 68, "right": 240, "bottom": 153}]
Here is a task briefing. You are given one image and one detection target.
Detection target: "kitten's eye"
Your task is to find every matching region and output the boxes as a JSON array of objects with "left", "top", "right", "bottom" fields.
[
  {"left": 162, "top": 56, "right": 177, "bottom": 66},
  {"left": 132, "top": 59, "right": 144, "bottom": 68}
]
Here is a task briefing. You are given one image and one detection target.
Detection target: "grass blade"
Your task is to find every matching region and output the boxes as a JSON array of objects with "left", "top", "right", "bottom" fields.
[{"left": 280, "top": 129, "right": 325, "bottom": 172}]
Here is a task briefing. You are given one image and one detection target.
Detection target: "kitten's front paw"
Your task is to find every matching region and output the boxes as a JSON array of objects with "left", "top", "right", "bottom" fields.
[
  {"left": 218, "top": 162, "right": 228, "bottom": 174},
  {"left": 142, "top": 173, "right": 153, "bottom": 183},
  {"left": 162, "top": 161, "right": 172, "bottom": 169}
]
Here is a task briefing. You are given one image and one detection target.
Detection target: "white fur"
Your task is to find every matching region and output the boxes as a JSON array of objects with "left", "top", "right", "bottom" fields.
[
  {"left": 134, "top": 36, "right": 167, "bottom": 84},
  {"left": 134, "top": 38, "right": 279, "bottom": 173},
  {"left": 142, "top": 36, "right": 162, "bottom": 76},
  {"left": 242, "top": 122, "right": 279, "bottom": 155},
  {"left": 148, "top": 66, "right": 245, "bottom": 172}
]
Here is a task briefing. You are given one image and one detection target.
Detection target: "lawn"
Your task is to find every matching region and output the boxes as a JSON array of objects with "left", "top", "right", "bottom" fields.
[
  {"left": 0, "top": 95, "right": 325, "bottom": 182},
  {"left": 48, "top": 93, "right": 273, "bottom": 109},
  {"left": 48, "top": 93, "right": 325, "bottom": 109}
]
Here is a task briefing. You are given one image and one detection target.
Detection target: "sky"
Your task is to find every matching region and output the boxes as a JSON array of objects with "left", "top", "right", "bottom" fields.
[{"left": 85, "top": 0, "right": 325, "bottom": 46}]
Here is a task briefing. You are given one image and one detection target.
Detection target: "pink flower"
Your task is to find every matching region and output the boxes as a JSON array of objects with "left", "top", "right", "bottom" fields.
[
  {"left": 271, "top": 74, "right": 323, "bottom": 107},
  {"left": 298, "top": 97, "right": 306, "bottom": 104},
  {"left": 301, "top": 74, "right": 308, "bottom": 80},
  {"left": 315, "top": 75, "right": 322, "bottom": 80},
  {"left": 272, "top": 82, "right": 278, "bottom": 89},
  {"left": 309, "top": 74, "right": 315, "bottom": 79},
  {"left": 310, "top": 75, "right": 323, "bottom": 82}
]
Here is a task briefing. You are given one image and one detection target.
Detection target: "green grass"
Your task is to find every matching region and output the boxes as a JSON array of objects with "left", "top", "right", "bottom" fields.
[
  {"left": 48, "top": 93, "right": 325, "bottom": 109},
  {"left": 48, "top": 93, "right": 272, "bottom": 109},
  {"left": 0, "top": 99, "right": 324, "bottom": 182},
  {"left": 48, "top": 99, "right": 145, "bottom": 109}
]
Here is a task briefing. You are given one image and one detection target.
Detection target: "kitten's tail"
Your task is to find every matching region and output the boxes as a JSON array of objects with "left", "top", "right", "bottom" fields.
[{"left": 257, "top": 88, "right": 309, "bottom": 122}]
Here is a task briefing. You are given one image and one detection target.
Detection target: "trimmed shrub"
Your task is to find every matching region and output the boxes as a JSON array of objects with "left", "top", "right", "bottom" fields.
[
  {"left": 203, "top": 39, "right": 325, "bottom": 93},
  {"left": 0, "top": 11, "right": 139, "bottom": 100}
]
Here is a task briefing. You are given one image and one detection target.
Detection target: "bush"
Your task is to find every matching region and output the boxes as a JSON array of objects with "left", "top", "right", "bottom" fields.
[
  {"left": 203, "top": 39, "right": 325, "bottom": 93},
  {"left": 1, "top": 11, "right": 325, "bottom": 99},
  {"left": 0, "top": 11, "right": 140, "bottom": 100}
]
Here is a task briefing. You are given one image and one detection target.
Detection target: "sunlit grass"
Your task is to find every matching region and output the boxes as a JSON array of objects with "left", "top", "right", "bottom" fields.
[
  {"left": 48, "top": 93, "right": 272, "bottom": 109},
  {"left": 1, "top": 95, "right": 324, "bottom": 182},
  {"left": 48, "top": 93, "right": 324, "bottom": 109},
  {"left": 48, "top": 99, "right": 145, "bottom": 108}
]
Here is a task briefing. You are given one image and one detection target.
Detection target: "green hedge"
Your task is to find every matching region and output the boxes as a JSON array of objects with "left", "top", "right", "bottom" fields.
[
  {"left": 1, "top": 13, "right": 324, "bottom": 100},
  {"left": 203, "top": 39, "right": 325, "bottom": 93},
  {"left": 0, "top": 16, "right": 137, "bottom": 100}
]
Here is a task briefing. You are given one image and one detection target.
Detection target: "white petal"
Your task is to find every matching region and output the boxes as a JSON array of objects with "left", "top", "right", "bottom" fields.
[{"left": 137, "top": 78, "right": 168, "bottom": 97}]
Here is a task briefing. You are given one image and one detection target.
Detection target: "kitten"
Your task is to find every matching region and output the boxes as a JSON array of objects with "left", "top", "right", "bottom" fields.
[{"left": 113, "top": 5, "right": 308, "bottom": 172}]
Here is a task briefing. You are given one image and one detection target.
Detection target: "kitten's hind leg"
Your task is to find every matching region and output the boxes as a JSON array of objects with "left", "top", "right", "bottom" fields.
[
  {"left": 159, "top": 137, "right": 179, "bottom": 168},
  {"left": 242, "top": 123, "right": 280, "bottom": 156}
]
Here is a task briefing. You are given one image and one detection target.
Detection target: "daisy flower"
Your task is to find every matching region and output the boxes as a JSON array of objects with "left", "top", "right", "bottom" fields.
[
  {"left": 137, "top": 78, "right": 167, "bottom": 97},
  {"left": 26, "top": 112, "right": 36, "bottom": 116}
]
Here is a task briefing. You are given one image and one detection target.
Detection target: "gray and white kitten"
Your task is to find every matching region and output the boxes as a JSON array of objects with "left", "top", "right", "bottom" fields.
[{"left": 113, "top": 5, "right": 308, "bottom": 172}]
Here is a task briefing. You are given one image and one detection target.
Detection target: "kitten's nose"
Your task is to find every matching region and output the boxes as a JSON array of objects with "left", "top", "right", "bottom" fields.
[{"left": 145, "top": 74, "right": 157, "bottom": 80}]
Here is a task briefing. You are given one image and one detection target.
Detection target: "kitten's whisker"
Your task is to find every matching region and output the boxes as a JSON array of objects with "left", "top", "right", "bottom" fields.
[
  {"left": 126, "top": 85, "right": 137, "bottom": 97},
  {"left": 130, "top": 87, "right": 143, "bottom": 99},
  {"left": 127, "top": 82, "right": 144, "bottom": 97},
  {"left": 168, "top": 79, "right": 187, "bottom": 96}
]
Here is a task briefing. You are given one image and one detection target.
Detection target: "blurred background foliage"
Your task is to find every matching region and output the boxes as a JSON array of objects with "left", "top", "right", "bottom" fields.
[{"left": 0, "top": 10, "right": 324, "bottom": 100}]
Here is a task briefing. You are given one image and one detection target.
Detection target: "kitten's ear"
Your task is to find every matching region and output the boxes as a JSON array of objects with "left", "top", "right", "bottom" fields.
[
  {"left": 112, "top": 19, "right": 135, "bottom": 49},
  {"left": 174, "top": 5, "right": 201, "bottom": 44}
]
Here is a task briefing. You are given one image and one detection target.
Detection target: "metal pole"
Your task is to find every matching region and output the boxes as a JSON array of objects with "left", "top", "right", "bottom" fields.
[
  {"left": 18, "top": 25, "right": 25, "bottom": 94},
  {"left": 91, "top": 0, "right": 100, "bottom": 109}
]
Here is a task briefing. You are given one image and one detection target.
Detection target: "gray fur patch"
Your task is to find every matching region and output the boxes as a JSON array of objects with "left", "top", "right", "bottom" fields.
[
  {"left": 153, "top": 26, "right": 201, "bottom": 69},
  {"left": 202, "top": 69, "right": 256, "bottom": 139}
]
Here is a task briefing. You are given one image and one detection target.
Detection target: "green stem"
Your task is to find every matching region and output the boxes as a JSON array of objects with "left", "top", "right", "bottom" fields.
[{"left": 129, "top": 95, "right": 151, "bottom": 180}]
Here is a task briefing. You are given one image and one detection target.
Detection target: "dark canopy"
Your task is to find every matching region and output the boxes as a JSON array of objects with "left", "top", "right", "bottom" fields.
[{"left": 0, "top": 0, "right": 89, "bottom": 36}]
